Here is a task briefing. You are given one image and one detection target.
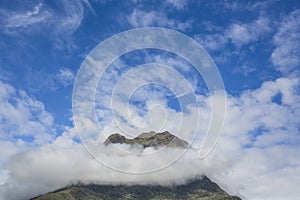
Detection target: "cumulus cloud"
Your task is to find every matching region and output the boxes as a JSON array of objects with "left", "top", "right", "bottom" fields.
[
  {"left": 1, "top": 142, "right": 207, "bottom": 200},
  {"left": 127, "top": 8, "right": 191, "bottom": 31},
  {"left": 0, "top": 81, "right": 55, "bottom": 145},
  {"left": 197, "top": 8, "right": 300, "bottom": 77},
  {"left": 196, "top": 15, "right": 271, "bottom": 50},
  {"left": 271, "top": 9, "right": 300, "bottom": 74},
  {"left": 225, "top": 16, "right": 271, "bottom": 47},
  {"left": 0, "top": 80, "right": 56, "bottom": 199},
  {"left": 87, "top": 51, "right": 205, "bottom": 140},
  {"left": 1, "top": 76, "right": 300, "bottom": 200}
]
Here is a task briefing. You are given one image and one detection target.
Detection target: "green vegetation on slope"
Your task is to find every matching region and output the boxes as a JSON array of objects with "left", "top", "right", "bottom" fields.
[{"left": 32, "top": 176, "right": 241, "bottom": 200}]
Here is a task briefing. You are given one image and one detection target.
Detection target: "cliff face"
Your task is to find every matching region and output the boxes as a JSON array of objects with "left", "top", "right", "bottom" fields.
[
  {"left": 32, "top": 176, "right": 241, "bottom": 200},
  {"left": 104, "top": 131, "right": 189, "bottom": 148}
]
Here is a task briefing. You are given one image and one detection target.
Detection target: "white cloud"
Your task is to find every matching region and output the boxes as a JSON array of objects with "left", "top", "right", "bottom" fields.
[
  {"left": 198, "top": 9, "right": 299, "bottom": 75},
  {"left": 56, "top": 68, "right": 75, "bottom": 87},
  {"left": 233, "top": 64, "right": 256, "bottom": 76},
  {"left": 91, "top": 58, "right": 200, "bottom": 138},
  {"left": 23, "top": 67, "right": 75, "bottom": 91},
  {"left": 222, "top": 0, "right": 240, "bottom": 11},
  {"left": 166, "top": 0, "right": 187, "bottom": 10},
  {"left": 1, "top": 76, "right": 300, "bottom": 199},
  {"left": 271, "top": 9, "right": 300, "bottom": 74},
  {"left": 127, "top": 9, "right": 191, "bottom": 31},
  {"left": 196, "top": 15, "right": 271, "bottom": 50},
  {"left": 2, "top": 3, "right": 50, "bottom": 29},
  {"left": 54, "top": 0, "right": 86, "bottom": 36},
  {"left": 226, "top": 23, "right": 253, "bottom": 47},
  {"left": 0, "top": 0, "right": 91, "bottom": 47},
  {"left": 222, "top": 0, "right": 277, "bottom": 12},
  {"left": 0, "top": 81, "right": 58, "bottom": 199},
  {"left": 0, "top": 81, "right": 55, "bottom": 145},
  {"left": 195, "top": 33, "right": 227, "bottom": 51},
  {"left": 0, "top": 2, "right": 299, "bottom": 200},
  {"left": 1, "top": 142, "right": 207, "bottom": 200}
]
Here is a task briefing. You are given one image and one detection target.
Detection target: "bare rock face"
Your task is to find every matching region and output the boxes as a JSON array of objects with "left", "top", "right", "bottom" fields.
[
  {"left": 104, "top": 131, "right": 189, "bottom": 148},
  {"left": 104, "top": 133, "right": 128, "bottom": 145}
]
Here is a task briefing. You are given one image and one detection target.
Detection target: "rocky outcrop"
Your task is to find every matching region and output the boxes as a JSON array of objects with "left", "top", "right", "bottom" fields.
[{"left": 104, "top": 131, "right": 189, "bottom": 148}]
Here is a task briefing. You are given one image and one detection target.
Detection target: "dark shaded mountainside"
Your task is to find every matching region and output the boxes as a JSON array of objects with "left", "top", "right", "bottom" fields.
[
  {"left": 32, "top": 176, "right": 241, "bottom": 200},
  {"left": 32, "top": 131, "right": 241, "bottom": 200}
]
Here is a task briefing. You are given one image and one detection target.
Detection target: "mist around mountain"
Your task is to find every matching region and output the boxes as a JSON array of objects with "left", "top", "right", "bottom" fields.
[{"left": 31, "top": 132, "right": 241, "bottom": 200}]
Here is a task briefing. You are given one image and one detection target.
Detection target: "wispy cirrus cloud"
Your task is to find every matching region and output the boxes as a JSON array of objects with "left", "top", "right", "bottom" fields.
[
  {"left": 1, "top": 3, "right": 50, "bottom": 30},
  {"left": 0, "top": 0, "right": 92, "bottom": 47}
]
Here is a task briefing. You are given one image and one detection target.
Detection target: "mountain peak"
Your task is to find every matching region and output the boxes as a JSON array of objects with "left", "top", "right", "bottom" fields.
[
  {"left": 104, "top": 131, "right": 189, "bottom": 148},
  {"left": 32, "top": 176, "right": 241, "bottom": 200}
]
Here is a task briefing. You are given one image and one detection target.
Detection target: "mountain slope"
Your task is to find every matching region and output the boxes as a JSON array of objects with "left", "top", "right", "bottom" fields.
[
  {"left": 32, "top": 132, "right": 241, "bottom": 199},
  {"left": 104, "top": 131, "right": 189, "bottom": 148},
  {"left": 32, "top": 176, "right": 241, "bottom": 200}
]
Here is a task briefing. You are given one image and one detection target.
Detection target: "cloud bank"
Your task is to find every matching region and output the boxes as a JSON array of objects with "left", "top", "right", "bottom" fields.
[{"left": 1, "top": 75, "right": 300, "bottom": 200}]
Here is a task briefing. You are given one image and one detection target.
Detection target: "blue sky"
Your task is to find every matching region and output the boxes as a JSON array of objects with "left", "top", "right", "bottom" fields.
[{"left": 0, "top": 0, "right": 300, "bottom": 199}]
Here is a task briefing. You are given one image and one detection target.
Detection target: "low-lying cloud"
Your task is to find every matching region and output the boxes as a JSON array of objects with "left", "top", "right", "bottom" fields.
[
  {"left": 1, "top": 77, "right": 300, "bottom": 200},
  {"left": 2, "top": 144, "right": 213, "bottom": 200}
]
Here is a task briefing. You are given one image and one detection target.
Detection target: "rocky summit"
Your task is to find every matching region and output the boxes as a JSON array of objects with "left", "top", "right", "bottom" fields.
[
  {"left": 32, "top": 176, "right": 241, "bottom": 200},
  {"left": 104, "top": 131, "right": 189, "bottom": 148}
]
